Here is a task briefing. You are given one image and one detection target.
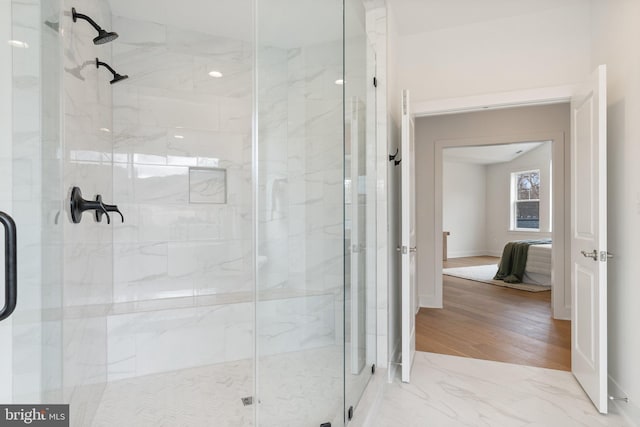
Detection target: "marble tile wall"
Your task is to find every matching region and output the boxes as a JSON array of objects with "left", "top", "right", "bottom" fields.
[
  {"left": 106, "top": 16, "right": 257, "bottom": 381},
  {"left": 61, "top": 0, "right": 114, "bottom": 423},
  {"left": 111, "top": 16, "right": 254, "bottom": 304},
  {"left": 258, "top": 41, "right": 343, "bottom": 296},
  {"left": 256, "top": 35, "right": 345, "bottom": 426},
  {"left": 290, "top": 43, "right": 344, "bottom": 296},
  {"left": 106, "top": 293, "right": 335, "bottom": 381}
]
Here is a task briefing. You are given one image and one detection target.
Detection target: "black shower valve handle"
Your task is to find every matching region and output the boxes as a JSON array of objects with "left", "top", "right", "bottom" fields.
[
  {"left": 70, "top": 187, "right": 123, "bottom": 225},
  {"left": 70, "top": 186, "right": 107, "bottom": 224},
  {"left": 95, "top": 198, "right": 111, "bottom": 224},
  {"left": 95, "top": 195, "right": 124, "bottom": 223}
]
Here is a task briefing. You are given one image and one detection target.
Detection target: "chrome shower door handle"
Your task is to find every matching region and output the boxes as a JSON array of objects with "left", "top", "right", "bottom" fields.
[
  {"left": 581, "top": 249, "right": 598, "bottom": 261},
  {"left": 0, "top": 211, "right": 17, "bottom": 322}
]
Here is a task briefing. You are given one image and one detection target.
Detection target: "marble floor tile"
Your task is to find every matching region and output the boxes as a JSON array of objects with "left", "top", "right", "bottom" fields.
[
  {"left": 370, "top": 352, "right": 630, "bottom": 427},
  {"left": 90, "top": 347, "right": 347, "bottom": 427},
  {"left": 91, "top": 359, "right": 254, "bottom": 427}
]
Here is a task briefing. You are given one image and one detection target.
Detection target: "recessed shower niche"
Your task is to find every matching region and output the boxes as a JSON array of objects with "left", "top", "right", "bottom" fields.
[{"left": 189, "top": 167, "right": 227, "bottom": 204}]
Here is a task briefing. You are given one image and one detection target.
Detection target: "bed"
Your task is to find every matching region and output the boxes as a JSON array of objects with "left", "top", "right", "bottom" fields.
[
  {"left": 523, "top": 243, "right": 552, "bottom": 286},
  {"left": 494, "top": 240, "right": 552, "bottom": 286}
]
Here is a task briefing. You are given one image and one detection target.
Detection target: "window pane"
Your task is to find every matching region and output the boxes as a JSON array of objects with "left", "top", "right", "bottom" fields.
[
  {"left": 517, "top": 171, "right": 540, "bottom": 200},
  {"left": 516, "top": 201, "right": 539, "bottom": 229}
]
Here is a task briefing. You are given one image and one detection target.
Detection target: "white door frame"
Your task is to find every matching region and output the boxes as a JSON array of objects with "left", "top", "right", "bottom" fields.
[
  {"left": 434, "top": 131, "right": 569, "bottom": 320},
  {"left": 401, "top": 89, "right": 417, "bottom": 382},
  {"left": 414, "top": 85, "right": 573, "bottom": 320}
]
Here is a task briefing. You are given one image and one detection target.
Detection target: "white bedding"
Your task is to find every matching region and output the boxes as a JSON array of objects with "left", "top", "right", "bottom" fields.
[{"left": 523, "top": 243, "right": 552, "bottom": 286}]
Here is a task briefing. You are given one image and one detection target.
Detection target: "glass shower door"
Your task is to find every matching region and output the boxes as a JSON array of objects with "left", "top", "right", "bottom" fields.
[
  {"left": 0, "top": 0, "right": 64, "bottom": 407},
  {"left": 344, "top": 0, "right": 377, "bottom": 417},
  {"left": 256, "top": 1, "right": 345, "bottom": 426}
]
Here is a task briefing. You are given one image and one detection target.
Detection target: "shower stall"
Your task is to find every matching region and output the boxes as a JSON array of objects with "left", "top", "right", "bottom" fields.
[{"left": 1, "top": 0, "right": 377, "bottom": 426}]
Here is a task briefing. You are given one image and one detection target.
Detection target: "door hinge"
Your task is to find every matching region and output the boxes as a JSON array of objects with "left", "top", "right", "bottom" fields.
[{"left": 373, "top": 76, "right": 378, "bottom": 87}]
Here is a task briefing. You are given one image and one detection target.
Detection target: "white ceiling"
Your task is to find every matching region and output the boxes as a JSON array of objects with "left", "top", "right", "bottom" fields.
[
  {"left": 107, "top": 0, "right": 346, "bottom": 49},
  {"left": 386, "top": 0, "right": 586, "bottom": 36},
  {"left": 443, "top": 141, "right": 547, "bottom": 165}
]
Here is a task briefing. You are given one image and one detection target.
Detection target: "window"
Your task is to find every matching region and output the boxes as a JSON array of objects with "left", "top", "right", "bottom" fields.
[{"left": 511, "top": 170, "right": 540, "bottom": 230}]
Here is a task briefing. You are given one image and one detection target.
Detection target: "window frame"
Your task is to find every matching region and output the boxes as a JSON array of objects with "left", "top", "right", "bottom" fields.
[{"left": 510, "top": 169, "right": 541, "bottom": 232}]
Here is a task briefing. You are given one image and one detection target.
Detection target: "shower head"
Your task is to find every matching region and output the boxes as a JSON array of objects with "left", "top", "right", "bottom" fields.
[
  {"left": 110, "top": 73, "right": 129, "bottom": 84},
  {"left": 96, "top": 58, "right": 129, "bottom": 85},
  {"left": 94, "top": 29, "right": 119, "bottom": 45},
  {"left": 72, "top": 8, "right": 119, "bottom": 45}
]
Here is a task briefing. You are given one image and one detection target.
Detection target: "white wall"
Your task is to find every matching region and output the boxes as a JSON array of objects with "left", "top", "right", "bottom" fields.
[
  {"left": 591, "top": 0, "right": 640, "bottom": 423},
  {"left": 442, "top": 161, "right": 487, "bottom": 257},
  {"left": 395, "top": 0, "right": 591, "bottom": 103},
  {"left": 485, "top": 142, "right": 552, "bottom": 256},
  {"left": 384, "top": 0, "right": 640, "bottom": 419}
]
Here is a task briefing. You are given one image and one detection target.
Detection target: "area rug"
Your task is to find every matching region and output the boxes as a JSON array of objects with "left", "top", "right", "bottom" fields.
[{"left": 443, "top": 264, "right": 551, "bottom": 292}]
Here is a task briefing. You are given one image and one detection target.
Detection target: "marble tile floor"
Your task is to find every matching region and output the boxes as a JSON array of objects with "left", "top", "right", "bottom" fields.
[
  {"left": 91, "top": 347, "right": 350, "bottom": 427},
  {"left": 370, "top": 352, "right": 631, "bottom": 427}
]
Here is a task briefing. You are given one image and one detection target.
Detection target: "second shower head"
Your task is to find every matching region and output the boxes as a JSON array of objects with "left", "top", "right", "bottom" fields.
[{"left": 96, "top": 58, "right": 128, "bottom": 85}]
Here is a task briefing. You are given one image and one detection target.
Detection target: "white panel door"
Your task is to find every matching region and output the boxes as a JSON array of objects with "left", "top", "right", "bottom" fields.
[
  {"left": 570, "top": 64, "right": 608, "bottom": 413},
  {"left": 401, "top": 89, "right": 416, "bottom": 383}
]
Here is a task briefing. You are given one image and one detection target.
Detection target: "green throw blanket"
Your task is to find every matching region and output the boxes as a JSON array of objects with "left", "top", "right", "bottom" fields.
[{"left": 494, "top": 239, "right": 552, "bottom": 283}]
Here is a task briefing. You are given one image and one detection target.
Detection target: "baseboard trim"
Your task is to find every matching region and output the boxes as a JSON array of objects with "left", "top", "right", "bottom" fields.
[
  {"left": 553, "top": 306, "right": 570, "bottom": 321},
  {"left": 608, "top": 376, "right": 639, "bottom": 426},
  {"left": 419, "top": 295, "right": 442, "bottom": 308},
  {"left": 447, "top": 250, "right": 489, "bottom": 258}
]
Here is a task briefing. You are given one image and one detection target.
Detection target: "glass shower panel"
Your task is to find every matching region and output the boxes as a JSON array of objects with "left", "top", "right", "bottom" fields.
[
  {"left": 344, "top": 0, "right": 376, "bottom": 415},
  {"left": 256, "top": 0, "right": 345, "bottom": 426},
  {"left": 84, "top": 1, "right": 255, "bottom": 426},
  {"left": 0, "top": 0, "right": 64, "bottom": 407}
]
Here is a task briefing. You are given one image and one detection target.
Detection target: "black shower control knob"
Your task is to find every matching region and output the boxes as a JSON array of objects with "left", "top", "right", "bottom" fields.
[
  {"left": 95, "top": 194, "right": 124, "bottom": 223},
  {"left": 69, "top": 187, "right": 124, "bottom": 224}
]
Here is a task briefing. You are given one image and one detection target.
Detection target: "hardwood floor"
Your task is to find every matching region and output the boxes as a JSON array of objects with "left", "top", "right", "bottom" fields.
[{"left": 416, "top": 256, "right": 571, "bottom": 371}]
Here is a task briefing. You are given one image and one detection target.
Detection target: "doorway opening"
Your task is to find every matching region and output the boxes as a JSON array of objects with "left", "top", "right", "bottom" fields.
[
  {"left": 420, "top": 141, "right": 569, "bottom": 371},
  {"left": 413, "top": 103, "right": 572, "bottom": 371}
]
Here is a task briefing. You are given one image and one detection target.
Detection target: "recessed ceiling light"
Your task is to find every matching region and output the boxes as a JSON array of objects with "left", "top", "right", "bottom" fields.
[
  {"left": 335, "top": 79, "right": 344, "bottom": 85},
  {"left": 7, "top": 40, "right": 29, "bottom": 49},
  {"left": 174, "top": 135, "right": 185, "bottom": 139},
  {"left": 99, "top": 127, "right": 111, "bottom": 133},
  {"left": 208, "top": 70, "right": 223, "bottom": 78}
]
